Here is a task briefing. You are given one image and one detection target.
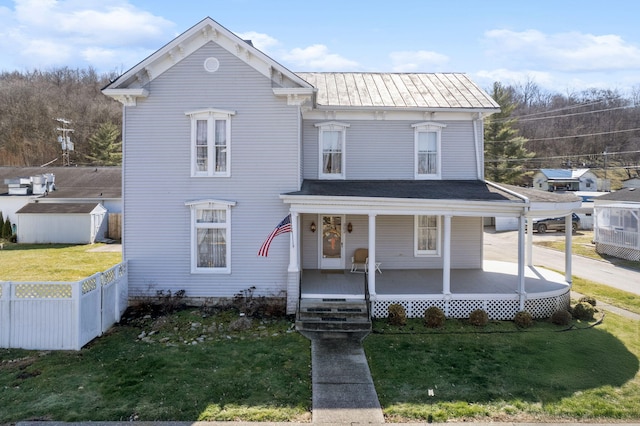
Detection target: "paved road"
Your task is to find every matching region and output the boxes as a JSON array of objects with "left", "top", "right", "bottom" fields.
[{"left": 484, "top": 228, "right": 640, "bottom": 296}]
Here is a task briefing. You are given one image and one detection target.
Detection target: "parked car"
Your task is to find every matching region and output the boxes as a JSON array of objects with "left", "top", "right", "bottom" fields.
[{"left": 530, "top": 213, "right": 580, "bottom": 233}]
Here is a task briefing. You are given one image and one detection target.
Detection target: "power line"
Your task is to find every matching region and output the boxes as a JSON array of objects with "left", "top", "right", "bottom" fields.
[
  {"left": 485, "top": 149, "right": 640, "bottom": 163},
  {"left": 485, "top": 127, "right": 640, "bottom": 143},
  {"left": 514, "top": 105, "right": 632, "bottom": 123}
]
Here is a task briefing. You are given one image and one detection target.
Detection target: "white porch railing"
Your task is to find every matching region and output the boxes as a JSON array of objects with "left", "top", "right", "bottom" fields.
[{"left": 0, "top": 262, "right": 128, "bottom": 350}]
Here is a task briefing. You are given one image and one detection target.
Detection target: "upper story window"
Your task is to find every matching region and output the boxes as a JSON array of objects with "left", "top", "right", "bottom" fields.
[
  {"left": 315, "top": 121, "right": 349, "bottom": 179},
  {"left": 186, "top": 108, "right": 236, "bottom": 177},
  {"left": 412, "top": 122, "right": 446, "bottom": 179},
  {"left": 415, "top": 215, "right": 440, "bottom": 256},
  {"left": 185, "top": 199, "right": 236, "bottom": 274}
]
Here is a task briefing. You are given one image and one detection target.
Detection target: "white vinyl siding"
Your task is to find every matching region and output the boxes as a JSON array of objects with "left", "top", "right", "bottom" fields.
[
  {"left": 315, "top": 121, "right": 349, "bottom": 179},
  {"left": 413, "top": 122, "right": 445, "bottom": 179},
  {"left": 415, "top": 215, "right": 440, "bottom": 256},
  {"left": 123, "top": 42, "right": 299, "bottom": 298},
  {"left": 302, "top": 120, "right": 475, "bottom": 180},
  {"left": 186, "top": 108, "right": 235, "bottom": 177}
]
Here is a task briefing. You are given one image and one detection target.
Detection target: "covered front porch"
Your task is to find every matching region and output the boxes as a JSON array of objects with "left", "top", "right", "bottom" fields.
[{"left": 300, "top": 260, "right": 570, "bottom": 320}]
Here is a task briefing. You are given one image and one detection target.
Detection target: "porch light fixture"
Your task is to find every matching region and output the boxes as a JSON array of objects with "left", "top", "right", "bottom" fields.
[
  {"left": 347, "top": 222, "right": 353, "bottom": 233},
  {"left": 310, "top": 222, "right": 316, "bottom": 233}
]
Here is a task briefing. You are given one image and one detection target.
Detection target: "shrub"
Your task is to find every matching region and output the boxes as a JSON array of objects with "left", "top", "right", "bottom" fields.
[
  {"left": 578, "top": 296, "right": 597, "bottom": 307},
  {"left": 423, "top": 306, "right": 446, "bottom": 328},
  {"left": 572, "top": 301, "right": 595, "bottom": 321},
  {"left": 551, "top": 309, "right": 572, "bottom": 325},
  {"left": 514, "top": 311, "right": 534, "bottom": 328},
  {"left": 468, "top": 309, "right": 489, "bottom": 326},
  {"left": 388, "top": 303, "right": 407, "bottom": 326}
]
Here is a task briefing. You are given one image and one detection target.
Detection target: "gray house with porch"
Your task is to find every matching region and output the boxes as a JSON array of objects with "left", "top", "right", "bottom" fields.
[{"left": 103, "top": 17, "right": 580, "bottom": 331}]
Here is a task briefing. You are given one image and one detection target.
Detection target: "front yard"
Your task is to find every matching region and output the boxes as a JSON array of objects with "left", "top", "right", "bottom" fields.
[{"left": 0, "top": 242, "right": 122, "bottom": 281}]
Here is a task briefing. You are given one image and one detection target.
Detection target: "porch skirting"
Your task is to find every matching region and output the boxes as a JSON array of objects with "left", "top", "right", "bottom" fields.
[{"left": 371, "top": 290, "right": 570, "bottom": 320}]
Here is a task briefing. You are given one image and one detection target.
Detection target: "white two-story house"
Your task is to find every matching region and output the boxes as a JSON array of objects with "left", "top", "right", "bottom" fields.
[{"left": 103, "top": 17, "right": 580, "bottom": 328}]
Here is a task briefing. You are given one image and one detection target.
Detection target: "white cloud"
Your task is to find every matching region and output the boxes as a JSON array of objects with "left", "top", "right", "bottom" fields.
[
  {"left": 0, "top": 0, "right": 174, "bottom": 72},
  {"left": 389, "top": 50, "right": 449, "bottom": 72},
  {"left": 234, "top": 31, "right": 279, "bottom": 54},
  {"left": 282, "top": 44, "right": 359, "bottom": 71},
  {"left": 483, "top": 29, "right": 640, "bottom": 72}
]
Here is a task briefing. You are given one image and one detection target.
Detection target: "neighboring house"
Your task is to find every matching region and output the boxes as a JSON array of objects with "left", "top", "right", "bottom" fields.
[
  {"left": 0, "top": 167, "right": 122, "bottom": 240},
  {"left": 593, "top": 188, "right": 640, "bottom": 261},
  {"left": 15, "top": 202, "right": 107, "bottom": 244},
  {"left": 621, "top": 177, "right": 640, "bottom": 189},
  {"left": 102, "top": 17, "right": 580, "bottom": 325},
  {"left": 532, "top": 169, "right": 599, "bottom": 192}
]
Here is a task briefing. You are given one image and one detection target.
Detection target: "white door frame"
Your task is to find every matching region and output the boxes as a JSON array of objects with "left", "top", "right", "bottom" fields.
[{"left": 318, "top": 214, "right": 345, "bottom": 269}]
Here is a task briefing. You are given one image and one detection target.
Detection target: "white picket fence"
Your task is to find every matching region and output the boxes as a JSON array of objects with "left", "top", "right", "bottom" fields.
[{"left": 0, "top": 262, "right": 128, "bottom": 350}]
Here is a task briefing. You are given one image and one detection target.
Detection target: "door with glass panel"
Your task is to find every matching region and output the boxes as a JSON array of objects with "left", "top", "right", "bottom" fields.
[{"left": 319, "top": 215, "right": 344, "bottom": 269}]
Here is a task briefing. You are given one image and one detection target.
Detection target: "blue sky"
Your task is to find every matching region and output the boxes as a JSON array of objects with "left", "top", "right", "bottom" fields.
[{"left": 1, "top": 0, "right": 639, "bottom": 94}]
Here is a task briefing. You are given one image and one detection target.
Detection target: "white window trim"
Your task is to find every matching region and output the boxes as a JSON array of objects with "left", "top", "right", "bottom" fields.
[
  {"left": 315, "top": 121, "right": 350, "bottom": 180},
  {"left": 185, "top": 199, "right": 236, "bottom": 274},
  {"left": 412, "top": 122, "right": 446, "bottom": 180},
  {"left": 414, "top": 215, "right": 441, "bottom": 257},
  {"left": 186, "top": 108, "right": 236, "bottom": 177}
]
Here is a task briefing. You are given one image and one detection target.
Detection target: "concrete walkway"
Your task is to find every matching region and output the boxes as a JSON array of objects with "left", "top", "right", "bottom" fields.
[{"left": 309, "top": 333, "right": 385, "bottom": 424}]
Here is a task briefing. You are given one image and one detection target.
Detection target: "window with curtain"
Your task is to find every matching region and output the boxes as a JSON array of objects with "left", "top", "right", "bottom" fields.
[
  {"left": 186, "top": 108, "right": 235, "bottom": 177},
  {"left": 315, "top": 121, "right": 349, "bottom": 179},
  {"left": 186, "top": 199, "right": 235, "bottom": 273},
  {"left": 415, "top": 215, "right": 440, "bottom": 256},
  {"left": 412, "top": 122, "right": 445, "bottom": 179}
]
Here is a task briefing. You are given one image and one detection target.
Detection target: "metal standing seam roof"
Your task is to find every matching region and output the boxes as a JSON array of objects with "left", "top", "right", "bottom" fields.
[
  {"left": 540, "top": 168, "right": 590, "bottom": 179},
  {"left": 296, "top": 72, "right": 500, "bottom": 109}
]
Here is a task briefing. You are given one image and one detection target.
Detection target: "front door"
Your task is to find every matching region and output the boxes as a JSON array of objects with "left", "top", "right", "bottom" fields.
[{"left": 319, "top": 215, "right": 344, "bottom": 269}]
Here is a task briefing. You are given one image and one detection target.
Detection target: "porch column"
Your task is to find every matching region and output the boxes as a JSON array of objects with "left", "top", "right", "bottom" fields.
[
  {"left": 442, "top": 215, "right": 451, "bottom": 295},
  {"left": 565, "top": 215, "right": 572, "bottom": 283},
  {"left": 286, "top": 212, "right": 300, "bottom": 315},
  {"left": 526, "top": 217, "right": 533, "bottom": 266},
  {"left": 288, "top": 212, "right": 299, "bottom": 272},
  {"left": 518, "top": 215, "right": 526, "bottom": 311},
  {"left": 368, "top": 213, "right": 377, "bottom": 297}
]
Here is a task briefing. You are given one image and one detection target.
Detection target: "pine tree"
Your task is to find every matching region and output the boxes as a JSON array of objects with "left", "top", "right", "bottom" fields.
[
  {"left": 85, "top": 122, "right": 122, "bottom": 166},
  {"left": 484, "top": 82, "right": 534, "bottom": 184},
  {"left": 2, "top": 215, "right": 12, "bottom": 239}
]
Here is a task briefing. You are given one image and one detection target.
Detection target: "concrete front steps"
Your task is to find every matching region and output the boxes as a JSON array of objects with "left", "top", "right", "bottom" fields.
[{"left": 296, "top": 298, "right": 371, "bottom": 339}]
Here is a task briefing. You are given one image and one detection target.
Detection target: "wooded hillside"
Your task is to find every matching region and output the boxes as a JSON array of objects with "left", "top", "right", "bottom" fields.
[
  {"left": 0, "top": 67, "right": 121, "bottom": 167},
  {"left": 494, "top": 81, "right": 640, "bottom": 187}
]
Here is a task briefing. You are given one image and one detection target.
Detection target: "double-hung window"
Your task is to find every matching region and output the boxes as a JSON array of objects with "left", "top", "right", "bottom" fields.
[
  {"left": 186, "top": 108, "right": 235, "bottom": 177},
  {"left": 315, "top": 121, "right": 349, "bottom": 179},
  {"left": 185, "top": 199, "right": 236, "bottom": 273},
  {"left": 412, "top": 122, "right": 445, "bottom": 179},
  {"left": 415, "top": 215, "right": 440, "bottom": 256}
]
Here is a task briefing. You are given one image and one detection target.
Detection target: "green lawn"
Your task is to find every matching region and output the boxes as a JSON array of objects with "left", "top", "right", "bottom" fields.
[
  {"left": 1, "top": 243, "right": 639, "bottom": 423},
  {"left": 0, "top": 242, "right": 122, "bottom": 281},
  {"left": 535, "top": 231, "right": 640, "bottom": 271}
]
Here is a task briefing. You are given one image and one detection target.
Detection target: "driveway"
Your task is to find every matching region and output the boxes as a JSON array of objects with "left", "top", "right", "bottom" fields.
[{"left": 484, "top": 227, "right": 640, "bottom": 296}]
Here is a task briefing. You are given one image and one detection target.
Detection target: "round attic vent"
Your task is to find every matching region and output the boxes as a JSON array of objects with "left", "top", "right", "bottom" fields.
[{"left": 204, "top": 57, "right": 220, "bottom": 73}]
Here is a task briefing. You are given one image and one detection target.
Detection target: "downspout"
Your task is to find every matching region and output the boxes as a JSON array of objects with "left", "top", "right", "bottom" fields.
[
  {"left": 485, "top": 181, "right": 530, "bottom": 310},
  {"left": 473, "top": 113, "right": 484, "bottom": 180},
  {"left": 121, "top": 105, "right": 126, "bottom": 260}
]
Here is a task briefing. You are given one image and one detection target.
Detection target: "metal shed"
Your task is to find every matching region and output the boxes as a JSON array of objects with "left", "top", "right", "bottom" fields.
[{"left": 15, "top": 202, "right": 107, "bottom": 244}]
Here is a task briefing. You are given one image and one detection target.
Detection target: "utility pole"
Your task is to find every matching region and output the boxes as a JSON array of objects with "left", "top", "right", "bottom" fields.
[{"left": 55, "top": 118, "right": 74, "bottom": 166}]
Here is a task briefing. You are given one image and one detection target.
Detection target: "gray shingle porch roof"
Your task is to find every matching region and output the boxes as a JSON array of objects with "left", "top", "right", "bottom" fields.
[
  {"left": 285, "top": 180, "right": 516, "bottom": 201},
  {"left": 284, "top": 180, "right": 581, "bottom": 204}
]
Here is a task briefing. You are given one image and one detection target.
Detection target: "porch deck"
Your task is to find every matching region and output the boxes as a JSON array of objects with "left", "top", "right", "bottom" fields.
[{"left": 300, "top": 261, "right": 570, "bottom": 320}]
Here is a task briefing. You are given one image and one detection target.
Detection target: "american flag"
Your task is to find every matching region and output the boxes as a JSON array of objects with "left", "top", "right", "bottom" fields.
[{"left": 258, "top": 214, "right": 292, "bottom": 257}]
